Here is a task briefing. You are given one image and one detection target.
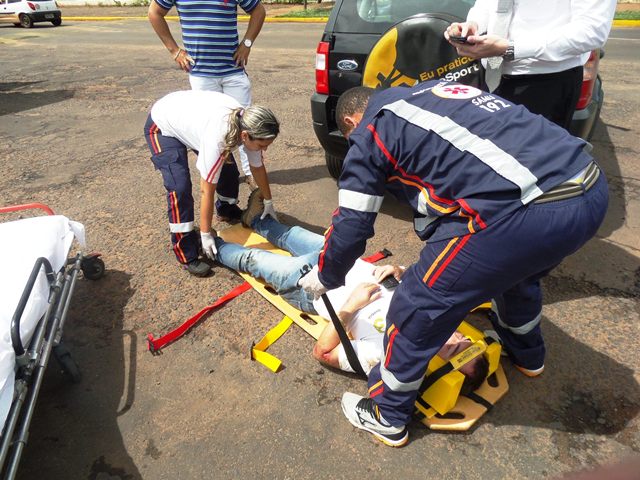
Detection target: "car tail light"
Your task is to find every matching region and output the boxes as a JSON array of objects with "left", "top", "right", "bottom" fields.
[
  {"left": 27, "top": 1, "right": 36, "bottom": 9},
  {"left": 575, "top": 50, "right": 600, "bottom": 110},
  {"left": 315, "top": 41, "right": 330, "bottom": 95}
]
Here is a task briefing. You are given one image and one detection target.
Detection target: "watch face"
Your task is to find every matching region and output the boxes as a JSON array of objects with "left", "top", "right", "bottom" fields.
[{"left": 243, "top": 39, "right": 252, "bottom": 48}]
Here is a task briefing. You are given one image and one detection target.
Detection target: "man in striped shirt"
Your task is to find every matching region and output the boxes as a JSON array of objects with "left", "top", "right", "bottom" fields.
[
  {"left": 149, "top": 0, "right": 266, "bottom": 222},
  {"left": 299, "top": 82, "right": 608, "bottom": 446}
]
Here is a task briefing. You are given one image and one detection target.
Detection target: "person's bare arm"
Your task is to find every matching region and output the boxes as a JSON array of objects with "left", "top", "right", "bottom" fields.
[
  {"left": 199, "top": 178, "right": 217, "bottom": 233},
  {"left": 233, "top": 3, "right": 266, "bottom": 67},
  {"left": 148, "top": 1, "right": 193, "bottom": 72},
  {"left": 312, "top": 283, "right": 381, "bottom": 369}
]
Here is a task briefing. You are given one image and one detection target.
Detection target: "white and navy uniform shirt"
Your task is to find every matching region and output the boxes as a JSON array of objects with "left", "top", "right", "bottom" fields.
[
  {"left": 318, "top": 81, "right": 593, "bottom": 289},
  {"left": 150, "top": 90, "right": 263, "bottom": 184},
  {"left": 154, "top": 0, "right": 261, "bottom": 78}
]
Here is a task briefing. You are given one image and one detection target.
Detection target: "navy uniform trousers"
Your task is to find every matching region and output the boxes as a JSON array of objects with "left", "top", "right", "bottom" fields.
[
  {"left": 367, "top": 173, "right": 609, "bottom": 426},
  {"left": 144, "top": 115, "right": 239, "bottom": 264}
]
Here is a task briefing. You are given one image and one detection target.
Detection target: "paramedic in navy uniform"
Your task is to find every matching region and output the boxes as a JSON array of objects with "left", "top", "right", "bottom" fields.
[
  {"left": 299, "top": 83, "right": 608, "bottom": 447},
  {"left": 144, "top": 90, "right": 279, "bottom": 277}
]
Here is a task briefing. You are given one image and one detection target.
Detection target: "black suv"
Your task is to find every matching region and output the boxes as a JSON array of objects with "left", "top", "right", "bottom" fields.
[{"left": 311, "top": 0, "right": 604, "bottom": 178}]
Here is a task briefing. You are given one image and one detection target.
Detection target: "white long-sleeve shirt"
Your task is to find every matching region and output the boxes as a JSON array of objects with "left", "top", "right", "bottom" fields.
[{"left": 467, "top": 0, "right": 616, "bottom": 75}]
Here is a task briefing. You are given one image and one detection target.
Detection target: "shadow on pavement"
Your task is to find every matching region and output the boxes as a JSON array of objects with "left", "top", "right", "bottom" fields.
[
  {"left": 268, "top": 164, "right": 329, "bottom": 186},
  {"left": 17, "top": 269, "right": 141, "bottom": 480},
  {"left": 410, "top": 317, "right": 639, "bottom": 442},
  {"left": 0, "top": 83, "right": 74, "bottom": 116}
]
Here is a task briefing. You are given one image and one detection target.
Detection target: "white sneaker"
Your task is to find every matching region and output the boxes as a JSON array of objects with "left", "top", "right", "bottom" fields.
[
  {"left": 341, "top": 392, "right": 408, "bottom": 447},
  {"left": 515, "top": 364, "right": 545, "bottom": 377}
]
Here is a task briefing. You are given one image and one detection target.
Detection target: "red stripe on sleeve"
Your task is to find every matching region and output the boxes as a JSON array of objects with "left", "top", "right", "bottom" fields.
[
  {"left": 367, "top": 124, "right": 455, "bottom": 206},
  {"left": 457, "top": 198, "right": 487, "bottom": 230}
]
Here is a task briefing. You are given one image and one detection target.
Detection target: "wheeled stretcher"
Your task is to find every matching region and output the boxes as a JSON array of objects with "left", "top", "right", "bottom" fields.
[{"left": 0, "top": 203, "right": 105, "bottom": 479}]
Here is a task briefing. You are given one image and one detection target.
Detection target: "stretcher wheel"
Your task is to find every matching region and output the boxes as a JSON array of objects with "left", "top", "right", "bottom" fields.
[
  {"left": 81, "top": 256, "right": 105, "bottom": 280},
  {"left": 53, "top": 344, "right": 82, "bottom": 383}
]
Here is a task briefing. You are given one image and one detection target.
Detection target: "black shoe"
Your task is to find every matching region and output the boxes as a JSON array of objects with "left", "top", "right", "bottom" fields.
[
  {"left": 216, "top": 204, "right": 243, "bottom": 223},
  {"left": 184, "top": 259, "right": 213, "bottom": 277}
]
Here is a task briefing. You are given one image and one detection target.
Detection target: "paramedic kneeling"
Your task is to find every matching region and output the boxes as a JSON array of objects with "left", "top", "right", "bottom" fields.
[
  {"left": 144, "top": 90, "right": 279, "bottom": 277},
  {"left": 298, "top": 82, "right": 608, "bottom": 447}
]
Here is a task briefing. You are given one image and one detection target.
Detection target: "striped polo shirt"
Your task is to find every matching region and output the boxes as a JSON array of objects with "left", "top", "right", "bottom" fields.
[{"left": 155, "top": 0, "right": 261, "bottom": 78}]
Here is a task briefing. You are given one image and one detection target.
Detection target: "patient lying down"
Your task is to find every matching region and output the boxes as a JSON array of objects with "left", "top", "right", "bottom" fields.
[{"left": 214, "top": 209, "right": 488, "bottom": 393}]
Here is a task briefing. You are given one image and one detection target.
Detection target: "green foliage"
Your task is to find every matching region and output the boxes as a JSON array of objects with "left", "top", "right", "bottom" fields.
[
  {"left": 614, "top": 10, "right": 640, "bottom": 20},
  {"left": 276, "top": 7, "right": 332, "bottom": 17}
]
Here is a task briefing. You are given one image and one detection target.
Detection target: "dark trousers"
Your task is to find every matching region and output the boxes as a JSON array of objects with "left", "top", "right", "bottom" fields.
[
  {"left": 495, "top": 66, "right": 583, "bottom": 130},
  {"left": 367, "top": 173, "right": 608, "bottom": 426},
  {"left": 144, "top": 114, "right": 239, "bottom": 264}
]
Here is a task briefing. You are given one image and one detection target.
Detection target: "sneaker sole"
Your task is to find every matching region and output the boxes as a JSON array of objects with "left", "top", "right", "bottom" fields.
[
  {"left": 341, "top": 403, "right": 409, "bottom": 447},
  {"left": 515, "top": 365, "right": 544, "bottom": 377}
]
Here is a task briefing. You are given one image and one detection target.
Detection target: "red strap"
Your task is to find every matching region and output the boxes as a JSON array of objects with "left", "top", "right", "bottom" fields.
[
  {"left": 146, "top": 249, "right": 392, "bottom": 354},
  {"left": 147, "top": 281, "right": 252, "bottom": 353},
  {"left": 362, "top": 248, "right": 392, "bottom": 264}
]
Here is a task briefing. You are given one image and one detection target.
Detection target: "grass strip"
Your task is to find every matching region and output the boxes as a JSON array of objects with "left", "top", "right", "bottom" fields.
[
  {"left": 615, "top": 11, "right": 640, "bottom": 20},
  {"left": 275, "top": 7, "right": 332, "bottom": 18}
]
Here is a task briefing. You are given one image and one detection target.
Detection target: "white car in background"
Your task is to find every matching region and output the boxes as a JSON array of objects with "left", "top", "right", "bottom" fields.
[{"left": 0, "top": 0, "right": 61, "bottom": 28}]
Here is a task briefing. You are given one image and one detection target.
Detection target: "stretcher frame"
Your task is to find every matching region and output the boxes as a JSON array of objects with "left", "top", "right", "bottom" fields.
[
  {"left": 0, "top": 203, "right": 104, "bottom": 480},
  {"left": 219, "top": 224, "right": 509, "bottom": 431}
]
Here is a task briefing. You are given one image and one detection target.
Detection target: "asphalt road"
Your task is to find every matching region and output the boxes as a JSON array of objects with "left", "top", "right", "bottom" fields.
[{"left": 0, "top": 20, "right": 639, "bottom": 480}]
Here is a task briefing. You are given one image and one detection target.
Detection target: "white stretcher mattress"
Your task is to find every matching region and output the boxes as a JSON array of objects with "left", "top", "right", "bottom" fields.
[{"left": 0, "top": 215, "right": 85, "bottom": 428}]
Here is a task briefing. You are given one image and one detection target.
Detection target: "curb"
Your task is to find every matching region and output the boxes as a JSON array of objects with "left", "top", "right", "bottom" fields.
[
  {"left": 63, "top": 15, "right": 330, "bottom": 23},
  {"left": 61, "top": 16, "right": 638, "bottom": 26},
  {"left": 613, "top": 19, "right": 640, "bottom": 26}
]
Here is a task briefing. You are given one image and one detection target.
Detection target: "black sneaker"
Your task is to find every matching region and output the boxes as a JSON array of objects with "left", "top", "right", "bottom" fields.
[
  {"left": 241, "top": 189, "right": 264, "bottom": 228},
  {"left": 216, "top": 204, "right": 243, "bottom": 223},
  {"left": 184, "top": 259, "right": 212, "bottom": 277},
  {"left": 341, "top": 392, "right": 408, "bottom": 447}
]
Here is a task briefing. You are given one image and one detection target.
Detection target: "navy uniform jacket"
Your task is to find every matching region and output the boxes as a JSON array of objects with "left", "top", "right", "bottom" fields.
[{"left": 318, "top": 81, "right": 593, "bottom": 289}]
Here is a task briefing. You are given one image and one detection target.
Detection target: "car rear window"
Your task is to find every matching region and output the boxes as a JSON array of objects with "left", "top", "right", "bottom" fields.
[{"left": 334, "top": 0, "right": 474, "bottom": 33}]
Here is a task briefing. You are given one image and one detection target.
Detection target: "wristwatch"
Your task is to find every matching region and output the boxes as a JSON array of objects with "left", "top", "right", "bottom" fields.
[
  {"left": 243, "top": 38, "right": 253, "bottom": 48},
  {"left": 502, "top": 40, "right": 515, "bottom": 62}
]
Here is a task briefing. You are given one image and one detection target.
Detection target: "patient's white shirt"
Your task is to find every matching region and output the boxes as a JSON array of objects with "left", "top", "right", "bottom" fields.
[{"left": 313, "top": 260, "right": 395, "bottom": 375}]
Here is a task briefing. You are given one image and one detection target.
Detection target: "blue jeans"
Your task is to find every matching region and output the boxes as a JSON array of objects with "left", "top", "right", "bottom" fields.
[{"left": 214, "top": 217, "right": 323, "bottom": 313}]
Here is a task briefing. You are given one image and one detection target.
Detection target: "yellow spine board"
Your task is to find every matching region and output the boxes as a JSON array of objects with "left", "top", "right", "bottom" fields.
[{"left": 415, "top": 321, "right": 509, "bottom": 430}]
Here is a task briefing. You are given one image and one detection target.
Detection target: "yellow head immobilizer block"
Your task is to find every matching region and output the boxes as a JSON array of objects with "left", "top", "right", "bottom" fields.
[{"left": 414, "top": 321, "right": 508, "bottom": 431}]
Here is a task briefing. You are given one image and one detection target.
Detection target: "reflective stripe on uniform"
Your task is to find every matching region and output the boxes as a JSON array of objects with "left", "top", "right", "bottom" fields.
[
  {"left": 380, "top": 364, "right": 424, "bottom": 392},
  {"left": 216, "top": 193, "right": 238, "bottom": 205},
  {"left": 169, "top": 221, "right": 194, "bottom": 233},
  {"left": 414, "top": 214, "right": 439, "bottom": 233},
  {"left": 382, "top": 100, "right": 544, "bottom": 205},
  {"left": 339, "top": 189, "right": 384, "bottom": 213},
  {"left": 492, "top": 300, "right": 542, "bottom": 335}
]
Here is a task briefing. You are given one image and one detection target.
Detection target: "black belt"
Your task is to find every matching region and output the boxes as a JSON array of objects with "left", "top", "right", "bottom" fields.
[{"left": 534, "top": 162, "right": 600, "bottom": 204}]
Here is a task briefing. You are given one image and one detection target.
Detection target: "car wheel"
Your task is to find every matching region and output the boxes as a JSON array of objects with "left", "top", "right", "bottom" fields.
[
  {"left": 52, "top": 17, "right": 62, "bottom": 26},
  {"left": 19, "top": 14, "right": 33, "bottom": 28},
  {"left": 326, "top": 152, "right": 344, "bottom": 180}
]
